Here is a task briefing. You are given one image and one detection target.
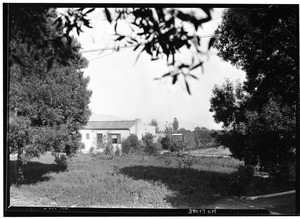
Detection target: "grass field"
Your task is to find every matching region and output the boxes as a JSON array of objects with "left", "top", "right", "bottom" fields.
[{"left": 9, "top": 152, "right": 295, "bottom": 209}]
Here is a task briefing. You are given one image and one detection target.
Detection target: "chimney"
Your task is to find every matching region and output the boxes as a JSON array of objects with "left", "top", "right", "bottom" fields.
[{"left": 135, "top": 118, "right": 142, "bottom": 139}]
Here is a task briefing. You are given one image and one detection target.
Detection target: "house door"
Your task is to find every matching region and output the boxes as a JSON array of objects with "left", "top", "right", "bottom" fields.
[{"left": 97, "top": 134, "right": 103, "bottom": 147}]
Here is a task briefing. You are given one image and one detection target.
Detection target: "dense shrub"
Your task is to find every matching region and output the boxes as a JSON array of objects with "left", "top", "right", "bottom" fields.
[
  {"left": 142, "top": 133, "right": 158, "bottom": 155},
  {"left": 215, "top": 100, "right": 296, "bottom": 181},
  {"left": 160, "top": 135, "right": 187, "bottom": 152},
  {"left": 54, "top": 153, "right": 67, "bottom": 167},
  {"left": 182, "top": 155, "right": 198, "bottom": 168},
  {"left": 160, "top": 135, "right": 172, "bottom": 150},
  {"left": 103, "top": 143, "right": 116, "bottom": 156},
  {"left": 89, "top": 146, "right": 95, "bottom": 154},
  {"left": 122, "top": 134, "right": 142, "bottom": 154},
  {"left": 289, "top": 162, "right": 296, "bottom": 182},
  {"left": 211, "top": 7, "right": 297, "bottom": 181},
  {"left": 154, "top": 140, "right": 162, "bottom": 150},
  {"left": 228, "top": 165, "right": 254, "bottom": 195}
]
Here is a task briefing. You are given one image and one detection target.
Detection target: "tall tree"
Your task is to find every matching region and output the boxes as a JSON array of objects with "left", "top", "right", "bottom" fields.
[
  {"left": 9, "top": 8, "right": 92, "bottom": 169},
  {"left": 210, "top": 6, "right": 297, "bottom": 180},
  {"left": 172, "top": 118, "right": 179, "bottom": 133},
  {"left": 149, "top": 119, "right": 159, "bottom": 133},
  {"left": 177, "top": 128, "right": 194, "bottom": 148},
  {"left": 164, "top": 122, "right": 173, "bottom": 135},
  {"left": 193, "top": 127, "right": 215, "bottom": 148},
  {"left": 8, "top": 6, "right": 93, "bottom": 69},
  {"left": 214, "top": 6, "right": 298, "bottom": 107}
]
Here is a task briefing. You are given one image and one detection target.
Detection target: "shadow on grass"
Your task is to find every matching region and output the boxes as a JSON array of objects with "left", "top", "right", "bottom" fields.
[
  {"left": 245, "top": 176, "right": 295, "bottom": 197},
  {"left": 120, "top": 165, "right": 295, "bottom": 209},
  {"left": 120, "top": 165, "right": 233, "bottom": 208},
  {"left": 9, "top": 161, "right": 67, "bottom": 186}
]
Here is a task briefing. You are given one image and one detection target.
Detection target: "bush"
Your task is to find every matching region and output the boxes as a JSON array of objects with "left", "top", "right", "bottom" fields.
[
  {"left": 228, "top": 165, "right": 254, "bottom": 195},
  {"left": 215, "top": 99, "right": 296, "bottom": 181},
  {"left": 160, "top": 135, "right": 187, "bottom": 152},
  {"left": 142, "top": 133, "right": 158, "bottom": 155},
  {"left": 89, "top": 146, "right": 95, "bottom": 154},
  {"left": 182, "top": 155, "right": 198, "bottom": 168},
  {"left": 154, "top": 140, "right": 162, "bottom": 150},
  {"left": 54, "top": 153, "right": 67, "bottom": 167},
  {"left": 104, "top": 143, "right": 114, "bottom": 156},
  {"left": 122, "top": 134, "right": 142, "bottom": 154},
  {"left": 289, "top": 162, "right": 296, "bottom": 182},
  {"left": 160, "top": 135, "right": 172, "bottom": 150}
]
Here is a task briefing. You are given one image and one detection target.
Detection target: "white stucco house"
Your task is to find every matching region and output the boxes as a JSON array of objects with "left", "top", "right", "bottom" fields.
[{"left": 79, "top": 118, "right": 155, "bottom": 153}]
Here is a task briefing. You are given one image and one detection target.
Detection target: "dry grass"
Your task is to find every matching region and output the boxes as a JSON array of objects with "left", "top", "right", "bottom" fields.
[{"left": 10, "top": 153, "right": 245, "bottom": 208}]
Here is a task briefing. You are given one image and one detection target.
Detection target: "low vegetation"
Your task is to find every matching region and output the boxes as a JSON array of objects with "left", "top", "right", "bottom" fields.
[
  {"left": 121, "top": 133, "right": 160, "bottom": 156},
  {"left": 10, "top": 151, "right": 295, "bottom": 208},
  {"left": 8, "top": 152, "right": 245, "bottom": 208}
]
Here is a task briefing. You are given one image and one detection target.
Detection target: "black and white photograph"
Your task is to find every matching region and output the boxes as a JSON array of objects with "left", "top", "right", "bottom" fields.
[{"left": 3, "top": 2, "right": 299, "bottom": 216}]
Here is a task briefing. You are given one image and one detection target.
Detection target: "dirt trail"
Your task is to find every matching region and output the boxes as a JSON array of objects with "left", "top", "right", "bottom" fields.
[
  {"left": 10, "top": 192, "right": 295, "bottom": 215},
  {"left": 10, "top": 191, "right": 58, "bottom": 207},
  {"left": 211, "top": 194, "right": 295, "bottom": 215}
]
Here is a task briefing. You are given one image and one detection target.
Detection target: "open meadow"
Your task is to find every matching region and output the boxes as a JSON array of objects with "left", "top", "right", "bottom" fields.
[{"left": 9, "top": 152, "right": 295, "bottom": 210}]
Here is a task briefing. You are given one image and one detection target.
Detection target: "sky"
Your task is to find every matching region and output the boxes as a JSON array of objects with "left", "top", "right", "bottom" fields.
[{"left": 69, "top": 8, "right": 246, "bottom": 131}]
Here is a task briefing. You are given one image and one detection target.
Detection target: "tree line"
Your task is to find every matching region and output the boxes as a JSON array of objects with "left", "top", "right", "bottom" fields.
[
  {"left": 210, "top": 6, "right": 297, "bottom": 181},
  {"left": 149, "top": 118, "right": 221, "bottom": 150}
]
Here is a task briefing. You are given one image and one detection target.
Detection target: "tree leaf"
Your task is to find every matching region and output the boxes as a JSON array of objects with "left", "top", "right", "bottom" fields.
[
  {"left": 208, "top": 37, "right": 215, "bottom": 50},
  {"left": 185, "top": 80, "right": 191, "bottom": 95},
  {"left": 176, "top": 11, "right": 191, "bottom": 22},
  {"left": 130, "top": 37, "right": 138, "bottom": 43},
  {"left": 76, "top": 27, "right": 82, "bottom": 35},
  {"left": 83, "top": 19, "right": 92, "bottom": 28},
  {"left": 154, "top": 72, "right": 171, "bottom": 80},
  {"left": 85, "top": 8, "right": 95, "bottom": 15},
  {"left": 189, "top": 62, "right": 203, "bottom": 71},
  {"left": 197, "top": 36, "right": 201, "bottom": 46},
  {"left": 115, "top": 35, "right": 125, "bottom": 41},
  {"left": 114, "top": 22, "right": 118, "bottom": 33},
  {"left": 201, "top": 8, "right": 212, "bottom": 17},
  {"left": 187, "top": 74, "right": 198, "bottom": 80},
  {"left": 54, "top": 17, "right": 62, "bottom": 29},
  {"left": 133, "top": 52, "right": 142, "bottom": 66},
  {"left": 104, "top": 8, "right": 112, "bottom": 23},
  {"left": 178, "top": 63, "right": 189, "bottom": 69},
  {"left": 172, "top": 74, "right": 178, "bottom": 84},
  {"left": 162, "top": 72, "right": 171, "bottom": 78},
  {"left": 133, "top": 43, "right": 141, "bottom": 51}
]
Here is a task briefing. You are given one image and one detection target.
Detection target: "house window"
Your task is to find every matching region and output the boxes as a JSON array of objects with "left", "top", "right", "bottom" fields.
[
  {"left": 97, "top": 133, "right": 103, "bottom": 145},
  {"left": 112, "top": 135, "right": 118, "bottom": 143},
  {"left": 86, "top": 133, "right": 90, "bottom": 140},
  {"left": 109, "top": 134, "right": 121, "bottom": 144}
]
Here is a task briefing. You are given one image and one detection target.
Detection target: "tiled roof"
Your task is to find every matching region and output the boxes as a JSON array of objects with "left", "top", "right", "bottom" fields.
[{"left": 83, "top": 120, "right": 136, "bottom": 130}]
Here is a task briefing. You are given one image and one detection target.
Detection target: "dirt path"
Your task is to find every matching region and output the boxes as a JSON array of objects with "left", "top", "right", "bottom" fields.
[
  {"left": 212, "top": 194, "right": 295, "bottom": 215},
  {"left": 10, "top": 193, "right": 295, "bottom": 215},
  {"left": 10, "top": 190, "right": 58, "bottom": 207},
  {"left": 10, "top": 188, "right": 295, "bottom": 215}
]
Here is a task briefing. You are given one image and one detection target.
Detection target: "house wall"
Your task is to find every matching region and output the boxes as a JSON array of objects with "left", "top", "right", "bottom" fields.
[
  {"left": 135, "top": 118, "right": 143, "bottom": 139},
  {"left": 142, "top": 125, "right": 156, "bottom": 136},
  {"left": 134, "top": 118, "right": 156, "bottom": 139},
  {"left": 79, "top": 118, "right": 156, "bottom": 153},
  {"left": 80, "top": 129, "right": 131, "bottom": 153}
]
